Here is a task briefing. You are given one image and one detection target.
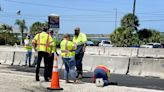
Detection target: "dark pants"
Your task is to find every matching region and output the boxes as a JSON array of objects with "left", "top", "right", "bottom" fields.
[
  {"left": 36, "top": 51, "right": 49, "bottom": 80},
  {"left": 48, "top": 53, "right": 54, "bottom": 79},
  {"left": 75, "top": 44, "right": 84, "bottom": 76},
  {"left": 94, "top": 68, "right": 109, "bottom": 86},
  {"left": 32, "top": 56, "right": 38, "bottom": 67}
]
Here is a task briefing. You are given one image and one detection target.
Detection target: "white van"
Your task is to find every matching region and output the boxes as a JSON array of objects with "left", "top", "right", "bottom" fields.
[{"left": 99, "top": 40, "right": 113, "bottom": 47}]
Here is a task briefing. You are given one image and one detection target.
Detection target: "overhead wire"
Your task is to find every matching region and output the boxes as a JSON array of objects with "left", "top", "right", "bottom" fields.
[{"left": 4, "top": 0, "right": 117, "bottom": 13}]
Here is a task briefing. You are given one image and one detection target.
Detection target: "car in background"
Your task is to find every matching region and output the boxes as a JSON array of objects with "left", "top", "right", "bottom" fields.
[
  {"left": 140, "top": 43, "right": 163, "bottom": 48},
  {"left": 86, "top": 41, "right": 94, "bottom": 46},
  {"left": 99, "top": 40, "right": 113, "bottom": 47}
]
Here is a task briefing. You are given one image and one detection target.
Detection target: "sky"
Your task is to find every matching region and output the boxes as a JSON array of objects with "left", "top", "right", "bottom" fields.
[{"left": 0, "top": 0, "right": 164, "bottom": 34}]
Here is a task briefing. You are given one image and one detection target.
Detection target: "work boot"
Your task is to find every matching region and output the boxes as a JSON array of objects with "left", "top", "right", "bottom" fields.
[
  {"left": 36, "top": 75, "right": 40, "bottom": 81},
  {"left": 78, "top": 74, "right": 83, "bottom": 79},
  {"left": 36, "top": 78, "right": 40, "bottom": 81},
  {"left": 23, "top": 63, "right": 27, "bottom": 66},
  {"left": 44, "top": 77, "right": 49, "bottom": 82}
]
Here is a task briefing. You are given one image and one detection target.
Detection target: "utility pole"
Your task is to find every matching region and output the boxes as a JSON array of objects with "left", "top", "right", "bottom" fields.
[
  {"left": 132, "top": 0, "right": 136, "bottom": 30},
  {"left": 133, "top": 0, "right": 136, "bottom": 16},
  {"left": 0, "top": 0, "right": 2, "bottom": 11},
  {"left": 115, "top": 8, "right": 117, "bottom": 30}
]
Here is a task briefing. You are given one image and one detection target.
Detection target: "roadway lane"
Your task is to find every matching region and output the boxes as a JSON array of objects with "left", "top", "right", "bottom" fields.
[{"left": 3, "top": 64, "right": 164, "bottom": 91}]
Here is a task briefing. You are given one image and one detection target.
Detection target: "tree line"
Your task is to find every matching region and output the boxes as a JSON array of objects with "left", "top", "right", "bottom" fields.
[
  {"left": 0, "top": 13, "right": 163, "bottom": 46},
  {"left": 110, "top": 13, "right": 163, "bottom": 47}
]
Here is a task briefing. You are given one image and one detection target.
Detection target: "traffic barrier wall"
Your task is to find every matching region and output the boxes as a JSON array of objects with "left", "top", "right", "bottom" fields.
[
  {"left": 141, "top": 58, "right": 164, "bottom": 78},
  {"left": 127, "top": 58, "right": 143, "bottom": 76},
  {"left": 128, "top": 58, "right": 164, "bottom": 79},
  {"left": 83, "top": 55, "right": 130, "bottom": 74},
  {"left": 0, "top": 51, "right": 7, "bottom": 63},
  {"left": 138, "top": 48, "right": 164, "bottom": 58},
  {"left": 86, "top": 47, "right": 138, "bottom": 57},
  {"left": 13, "top": 51, "right": 27, "bottom": 65},
  {"left": 0, "top": 51, "right": 14, "bottom": 65},
  {"left": 85, "top": 46, "right": 105, "bottom": 55}
]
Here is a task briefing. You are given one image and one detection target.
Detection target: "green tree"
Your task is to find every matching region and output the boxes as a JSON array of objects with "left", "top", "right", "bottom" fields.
[
  {"left": 30, "top": 21, "right": 48, "bottom": 35},
  {"left": 121, "top": 13, "right": 139, "bottom": 30},
  {"left": 0, "top": 24, "right": 13, "bottom": 44},
  {"left": 15, "top": 19, "right": 27, "bottom": 45},
  {"left": 149, "top": 30, "right": 163, "bottom": 43},
  {"left": 110, "top": 13, "right": 140, "bottom": 47},
  {"left": 138, "top": 29, "right": 163, "bottom": 44}
]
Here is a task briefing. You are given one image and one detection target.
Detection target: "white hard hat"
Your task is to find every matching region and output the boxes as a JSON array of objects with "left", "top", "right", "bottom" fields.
[{"left": 96, "top": 78, "right": 104, "bottom": 87}]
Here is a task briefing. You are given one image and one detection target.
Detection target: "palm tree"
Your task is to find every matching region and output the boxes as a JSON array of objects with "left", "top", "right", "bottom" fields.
[
  {"left": 0, "top": 24, "right": 13, "bottom": 44},
  {"left": 15, "top": 19, "right": 27, "bottom": 45},
  {"left": 30, "top": 21, "right": 48, "bottom": 35}
]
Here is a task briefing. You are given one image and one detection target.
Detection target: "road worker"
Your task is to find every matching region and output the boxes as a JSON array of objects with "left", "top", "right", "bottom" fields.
[
  {"left": 60, "top": 34, "right": 80, "bottom": 83},
  {"left": 24, "top": 35, "right": 32, "bottom": 67},
  {"left": 47, "top": 30, "right": 57, "bottom": 80},
  {"left": 93, "top": 65, "right": 110, "bottom": 87},
  {"left": 73, "top": 27, "right": 87, "bottom": 79},
  {"left": 32, "top": 27, "right": 54, "bottom": 81}
]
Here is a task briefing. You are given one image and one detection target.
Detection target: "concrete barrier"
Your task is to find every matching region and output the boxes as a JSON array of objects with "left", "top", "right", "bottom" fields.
[
  {"left": 0, "top": 51, "right": 14, "bottom": 65},
  {"left": 13, "top": 52, "right": 26, "bottom": 65},
  {"left": 104, "top": 47, "right": 138, "bottom": 57},
  {"left": 128, "top": 58, "right": 164, "bottom": 79},
  {"left": 128, "top": 58, "right": 143, "bottom": 76},
  {"left": 141, "top": 58, "right": 164, "bottom": 78},
  {"left": 85, "top": 46, "right": 105, "bottom": 55},
  {"left": 83, "top": 55, "right": 130, "bottom": 74},
  {"left": 138, "top": 48, "right": 164, "bottom": 58}
]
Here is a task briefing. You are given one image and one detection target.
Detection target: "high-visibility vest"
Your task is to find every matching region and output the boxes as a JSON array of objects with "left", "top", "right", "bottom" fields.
[
  {"left": 95, "top": 65, "right": 110, "bottom": 80},
  {"left": 32, "top": 32, "right": 53, "bottom": 53},
  {"left": 60, "top": 39, "right": 75, "bottom": 58},
  {"left": 24, "top": 38, "right": 32, "bottom": 51},
  {"left": 73, "top": 33, "right": 87, "bottom": 45},
  {"left": 48, "top": 37, "right": 57, "bottom": 53}
]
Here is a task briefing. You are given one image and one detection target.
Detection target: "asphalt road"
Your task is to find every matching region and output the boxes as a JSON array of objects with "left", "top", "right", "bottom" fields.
[{"left": 3, "top": 64, "right": 164, "bottom": 91}]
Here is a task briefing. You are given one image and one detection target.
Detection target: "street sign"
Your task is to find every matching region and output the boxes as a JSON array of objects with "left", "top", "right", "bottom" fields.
[{"left": 48, "top": 15, "right": 60, "bottom": 29}]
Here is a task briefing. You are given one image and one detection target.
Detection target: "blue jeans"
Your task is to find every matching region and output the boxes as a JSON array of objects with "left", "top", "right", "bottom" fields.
[
  {"left": 94, "top": 68, "right": 110, "bottom": 86},
  {"left": 25, "top": 51, "right": 32, "bottom": 66},
  {"left": 62, "top": 57, "right": 76, "bottom": 81}
]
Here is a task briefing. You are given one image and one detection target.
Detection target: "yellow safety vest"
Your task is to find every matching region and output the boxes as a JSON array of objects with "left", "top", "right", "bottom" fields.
[
  {"left": 73, "top": 33, "right": 87, "bottom": 45},
  {"left": 60, "top": 39, "right": 75, "bottom": 58},
  {"left": 24, "top": 38, "right": 32, "bottom": 51},
  {"left": 48, "top": 37, "right": 57, "bottom": 53},
  {"left": 33, "top": 32, "right": 53, "bottom": 53}
]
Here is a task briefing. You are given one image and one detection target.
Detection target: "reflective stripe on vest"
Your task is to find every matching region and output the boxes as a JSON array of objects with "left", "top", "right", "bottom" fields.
[
  {"left": 37, "top": 33, "right": 40, "bottom": 50},
  {"left": 45, "top": 34, "right": 49, "bottom": 52},
  {"left": 65, "top": 41, "right": 68, "bottom": 57}
]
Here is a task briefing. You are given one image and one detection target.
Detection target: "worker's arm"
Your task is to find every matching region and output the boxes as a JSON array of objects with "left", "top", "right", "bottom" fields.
[
  {"left": 32, "top": 34, "right": 38, "bottom": 51},
  {"left": 82, "top": 33, "right": 87, "bottom": 52},
  {"left": 49, "top": 36, "right": 54, "bottom": 56}
]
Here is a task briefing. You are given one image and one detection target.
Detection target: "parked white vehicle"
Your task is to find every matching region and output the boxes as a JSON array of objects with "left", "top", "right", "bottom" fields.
[
  {"left": 140, "top": 43, "right": 162, "bottom": 48},
  {"left": 99, "top": 40, "right": 113, "bottom": 47}
]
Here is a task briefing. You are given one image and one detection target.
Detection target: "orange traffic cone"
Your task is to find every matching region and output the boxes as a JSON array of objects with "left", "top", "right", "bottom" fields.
[{"left": 47, "top": 54, "right": 63, "bottom": 90}]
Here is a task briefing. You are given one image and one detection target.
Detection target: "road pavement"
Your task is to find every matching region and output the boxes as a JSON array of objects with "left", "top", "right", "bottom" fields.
[{"left": 1, "top": 64, "right": 164, "bottom": 91}]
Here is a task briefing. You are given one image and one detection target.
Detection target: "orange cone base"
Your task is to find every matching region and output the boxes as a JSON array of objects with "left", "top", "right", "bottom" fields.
[{"left": 47, "top": 87, "right": 63, "bottom": 90}]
